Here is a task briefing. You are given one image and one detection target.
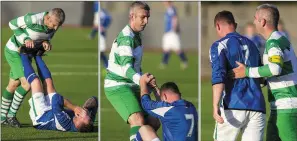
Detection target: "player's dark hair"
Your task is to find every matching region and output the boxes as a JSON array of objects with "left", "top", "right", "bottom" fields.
[
  {"left": 77, "top": 122, "right": 94, "bottom": 132},
  {"left": 160, "top": 82, "right": 181, "bottom": 96},
  {"left": 130, "top": 1, "right": 150, "bottom": 11},
  {"left": 214, "top": 10, "right": 236, "bottom": 27}
]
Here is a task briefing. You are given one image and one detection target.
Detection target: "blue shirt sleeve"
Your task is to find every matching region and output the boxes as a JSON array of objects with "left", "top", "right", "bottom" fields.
[
  {"left": 210, "top": 42, "right": 227, "bottom": 85},
  {"left": 141, "top": 94, "right": 172, "bottom": 118},
  {"left": 51, "top": 94, "right": 77, "bottom": 132}
]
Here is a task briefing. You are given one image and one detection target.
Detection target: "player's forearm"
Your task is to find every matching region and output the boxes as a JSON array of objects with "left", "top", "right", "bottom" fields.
[
  {"left": 64, "top": 98, "right": 78, "bottom": 111},
  {"left": 212, "top": 83, "right": 224, "bottom": 109},
  {"left": 126, "top": 67, "right": 141, "bottom": 85},
  {"left": 246, "top": 63, "right": 282, "bottom": 78},
  {"left": 152, "top": 86, "right": 161, "bottom": 101}
]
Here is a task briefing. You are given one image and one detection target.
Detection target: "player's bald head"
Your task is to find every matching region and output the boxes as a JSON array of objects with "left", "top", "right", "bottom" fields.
[
  {"left": 214, "top": 10, "right": 237, "bottom": 28},
  {"left": 129, "top": 1, "right": 150, "bottom": 16},
  {"left": 256, "top": 4, "right": 279, "bottom": 29}
]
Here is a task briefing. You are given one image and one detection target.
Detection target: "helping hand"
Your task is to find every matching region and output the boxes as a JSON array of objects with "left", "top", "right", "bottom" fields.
[{"left": 232, "top": 61, "right": 247, "bottom": 79}]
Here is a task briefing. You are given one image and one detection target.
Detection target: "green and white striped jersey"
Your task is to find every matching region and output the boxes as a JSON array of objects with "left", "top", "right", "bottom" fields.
[
  {"left": 245, "top": 31, "right": 297, "bottom": 112},
  {"left": 6, "top": 12, "right": 55, "bottom": 52},
  {"left": 104, "top": 25, "right": 143, "bottom": 88}
]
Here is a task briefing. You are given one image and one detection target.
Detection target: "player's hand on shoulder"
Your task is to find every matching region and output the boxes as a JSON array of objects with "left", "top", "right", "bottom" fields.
[
  {"left": 25, "top": 39, "right": 34, "bottom": 48},
  {"left": 42, "top": 41, "right": 52, "bottom": 51}
]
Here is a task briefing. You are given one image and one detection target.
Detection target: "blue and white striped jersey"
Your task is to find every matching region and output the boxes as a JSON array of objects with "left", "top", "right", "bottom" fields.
[
  {"left": 100, "top": 9, "right": 112, "bottom": 37},
  {"left": 209, "top": 32, "right": 266, "bottom": 113},
  {"left": 141, "top": 95, "right": 198, "bottom": 141},
  {"left": 34, "top": 94, "right": 77, "bottom": 132},
  {"left": 164, "top": 6, "right": 178, "bottom": 33}
]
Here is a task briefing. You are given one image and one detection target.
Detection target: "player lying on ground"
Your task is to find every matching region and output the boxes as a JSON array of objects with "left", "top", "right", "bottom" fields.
[
  {"left": 20, "top": 52, "right": 97, "bottom": 132},
  {"left": 104, "top": 2, "right": 160, "bottom": 141},
  {"left": 232, "top": 4, "right": 297, "bottom": 141},
  {"left": 139, "top": 74, "right": 198, "bottom": 141},
  {"left": 1, "top": 8, "right": 65, "bottom": 127}
]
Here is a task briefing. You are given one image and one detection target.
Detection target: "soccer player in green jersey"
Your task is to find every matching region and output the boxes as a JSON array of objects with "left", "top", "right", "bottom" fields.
[
  {"left": 1, "top": 8, "right": 65, "bottom": 127},
  {"left": 104, "top": 2, "right": 160, "bottom": 141},
  {"left": 232, "top": 4, "right": 297, "bottom": 141}
]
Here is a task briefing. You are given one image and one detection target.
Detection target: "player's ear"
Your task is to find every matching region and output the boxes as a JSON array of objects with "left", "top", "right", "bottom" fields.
[
  {"left": 261, "top": 19, "right": 266, "bottom": 27},
  {"left": 216, "top": 23, "right": 220, "bottom": 31}
]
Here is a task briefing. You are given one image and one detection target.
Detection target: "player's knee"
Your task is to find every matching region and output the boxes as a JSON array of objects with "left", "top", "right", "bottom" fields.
[
  {"left": 20, "top": 77, "right": 31, "bottom": 91},
  {"left": 139, "top": 125, "right": 158, "bottom": 140},
  {"left": 128, "top": 112, "right": 145, "bottom": 126},
  {"left": 6, "top": 79, "right": 20, "bottom": 92}
]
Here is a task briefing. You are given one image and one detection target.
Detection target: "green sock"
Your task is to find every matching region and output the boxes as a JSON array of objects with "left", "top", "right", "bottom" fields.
[
  {"left": 7, "top": 86, "right": 29, "bottom": 118},
  {"left": 130, "top": 126, "right": 141, "bottom": 141},
  {"left": 1, "top": 90, "right": 13, "bottom": 122}
]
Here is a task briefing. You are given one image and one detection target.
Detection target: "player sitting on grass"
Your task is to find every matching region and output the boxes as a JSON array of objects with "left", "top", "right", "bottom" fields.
[
  {"left": 20, "top": 50, "right": 97, "bottom": 132},
  {"left": 1, "top": 8, "right": 65, "bottom": 127},
  {"left": 139, "top": 75, "right": 198, "bottom": 141}
]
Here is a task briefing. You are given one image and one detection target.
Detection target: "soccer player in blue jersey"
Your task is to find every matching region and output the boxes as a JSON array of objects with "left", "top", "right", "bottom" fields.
[
  {"left": 210, "top": 11, "right": 266, "bottom": 141},
  {"left": 99, "top": 8, "right": 112, "bottom": 69},
  {"left": 278, "top": 19, "right": 290, "bottom": 41},
  {"left": 89, "top": 1, "right": 99, "bottom": 39},
  {"left": 244, "top": 22, "right": 265, "bottom": 58},
  {"left": 160, "top": 1, "right": 188, "bottom": 70},
  {"left": 20, "top": 52, "right": 97, "bottom": 132},
  {"left": 138, "top": 75, "right": 198, "bottom": 141}
]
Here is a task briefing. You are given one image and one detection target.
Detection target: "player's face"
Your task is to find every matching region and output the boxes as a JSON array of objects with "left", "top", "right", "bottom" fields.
[
  {"left": 47, "top": 16, "right": 60, "bottom": 30},
  {"left": 253, "top": 12, "right": 263, "bottom": 34},
  {"left": 132, "top": 8, "right": 150, "bottom": 32},
  {"left": 245, "top": 25, "right": 254, "bottom": 35}
]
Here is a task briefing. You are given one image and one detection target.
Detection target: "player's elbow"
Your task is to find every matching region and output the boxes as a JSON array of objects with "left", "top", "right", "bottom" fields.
[{"left": 269, "top": 63, "right": 282, "bottom": 76}]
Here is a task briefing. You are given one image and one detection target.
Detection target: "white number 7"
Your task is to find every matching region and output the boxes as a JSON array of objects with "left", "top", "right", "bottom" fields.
[
  {"left": 185, "top": 114, "right": 194, "bottom": 137},
  {"left": 241, "top": 45, "right": 249, "bottom": 64}
]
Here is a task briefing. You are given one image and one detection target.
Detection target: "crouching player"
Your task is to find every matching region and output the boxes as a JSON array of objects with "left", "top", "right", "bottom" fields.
[
  {"left": 139, "top": 75, "right": 198, "bottom": 141},
  {"left": 21, "top": 52, "right": 97, "bottom": 132}
]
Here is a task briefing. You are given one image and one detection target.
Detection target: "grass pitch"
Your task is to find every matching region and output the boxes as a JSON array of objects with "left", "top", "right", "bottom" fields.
[{"left": 1, "top": 27, "right": 98, "bottom": 141}]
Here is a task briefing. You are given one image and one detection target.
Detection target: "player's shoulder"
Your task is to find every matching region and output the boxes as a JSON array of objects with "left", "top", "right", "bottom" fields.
[
  {"left": 117, "top": 25, "right": 135, "bottom": 41},
  {"left": 25, "top": 12, "right": 46, "bottom": 25}
]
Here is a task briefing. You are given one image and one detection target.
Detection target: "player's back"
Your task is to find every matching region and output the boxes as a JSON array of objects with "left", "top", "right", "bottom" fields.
[
  {"left": 164, "top": 6, "right": 179, "bottom": 33},
  {"left": 210, "top": 32, "right": 265, "bottom": 113},
  {"left": 162, "top": 99, "right": 198, "bottom": 141}
]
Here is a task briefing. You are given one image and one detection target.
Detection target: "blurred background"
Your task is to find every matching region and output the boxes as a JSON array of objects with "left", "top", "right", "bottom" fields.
[
  {"left": 100, "top": 1, "right": 198, "bottom": 50},
  {"left": 100, "top": 2, "right": 198, "bottom": 141},
  {"left": 201, "top": 2, "right": 297, "bottom": 141},
  {"left": 1, "top": 1, "right": 98, "bottom": 140}
]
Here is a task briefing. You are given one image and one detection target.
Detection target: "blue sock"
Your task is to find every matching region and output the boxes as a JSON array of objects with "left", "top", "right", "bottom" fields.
[
  {"left": 162, "top": 52, "right": 170, "bottom": 64},
  {"left": 90, "top": 28, "right": 98, "bottom": 39},
  {"left": 20, "top": 54, "right": 38, "bottom": 84},
  {"left": 179, "top": 51, "right": 188, "bottom": 63},
  {"left": 135, "top": 132, "right": 143, "bottom": 141},
  {"left": 35, "top": 56, "right": 52, "bottom": 80},
  {"left": 100, "top": 52, "right": 108, "bottom": 68}
]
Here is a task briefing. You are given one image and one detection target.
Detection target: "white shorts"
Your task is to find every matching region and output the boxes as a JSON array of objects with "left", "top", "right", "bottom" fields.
[
  {"left": 213, "top": 108, "right": 266, "bottom": 141},
  {"left": 162, "top": 31, "right": 181, "bottom": 52},
  {"left": 93, "top": 12, "right": 99, "bottom": 26},
  {"left": 99, "top": 34, "right": 106, "bottom": 52},
  {"left": 28, "top": 93, "right": 55, "bottom": 126}
]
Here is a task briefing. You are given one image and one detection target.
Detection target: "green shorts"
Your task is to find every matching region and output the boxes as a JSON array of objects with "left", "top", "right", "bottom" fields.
[
  {"left": 104, "top": 84, "right": 143, "bottom": 122},
  {"left": 266, "top": 110, "right": 297, "bottom": 141},
  {"left": 4, "top": 48, "right": 24, "bottom": 80}
]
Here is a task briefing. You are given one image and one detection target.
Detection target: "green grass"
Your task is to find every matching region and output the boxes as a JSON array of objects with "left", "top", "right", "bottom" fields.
[
  {"left": 201, "top": 79, "right": 270, "bottom": 141},
  {"left": 100, "top": 51, "right": 198, "bottom": 140},
  {"left": 1, "top": 27, "right": 98, "bottom": 141}
]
